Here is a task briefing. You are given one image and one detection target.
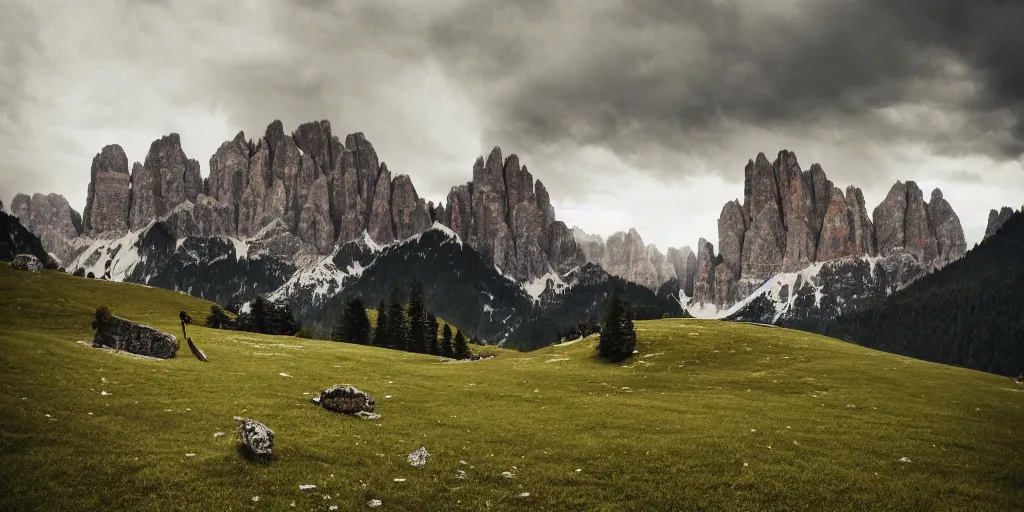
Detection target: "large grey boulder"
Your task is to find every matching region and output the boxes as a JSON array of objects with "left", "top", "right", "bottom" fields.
[
  {"left": 91, "top": 309, "right": 178, "bottom": 359},
  {"left": 314, "top": 385, "right": 376, "bottom": 414},
  {"left": 11, "top": 254, "right": 42, "bottom": 272},
  {"left": 235, "top": 417, "right": 275, "bottom": 459}
]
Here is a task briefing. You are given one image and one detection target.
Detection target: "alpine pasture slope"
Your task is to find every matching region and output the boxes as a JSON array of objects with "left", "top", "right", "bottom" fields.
[{"left": 0, "top": 265, "right": 1022, "bottom": 511}]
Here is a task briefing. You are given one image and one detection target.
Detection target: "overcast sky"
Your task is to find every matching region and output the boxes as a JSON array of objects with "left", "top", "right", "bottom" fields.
[{"left": 1, "top": 0, "right": 1022, "bottom": 251}]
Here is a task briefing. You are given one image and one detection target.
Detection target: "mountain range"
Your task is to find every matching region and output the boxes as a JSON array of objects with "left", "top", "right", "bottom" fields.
[{"left": 6, "top": 118, "right": 1005, "bottom": 349}]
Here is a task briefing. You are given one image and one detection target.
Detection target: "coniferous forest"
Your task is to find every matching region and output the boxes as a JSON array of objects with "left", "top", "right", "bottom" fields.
[{"left": 823, "top": 212, "right": 1024, "bottom": 377}]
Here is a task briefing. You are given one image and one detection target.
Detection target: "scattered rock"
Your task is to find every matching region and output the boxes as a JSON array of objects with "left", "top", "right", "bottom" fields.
[
  {"left": 517, "top": 492, "right": 531, "bottom": 498},
  {"left": 213, "top": 432, "right": 226, "bottom": 439},
  {"left": 407, "top": 446, "right": 429, "bottom": 467},
  {"left": 235, "top": 417, "right": 274, "bottom": 459},
  {"left": 299, "top": 484, "right": 316, "bottom": 491},
  {"left": 455, "top": 469, "right": 467, "bottom": 480},
  {"left": 316, "top": 385, "right": 375, "bottom": 415},
  {"left": 501, "top": 471, "right": 514, "bottom": 478},
  {"left": 355, "top": 411, "right": 381, "bottom": 421},
  {"left": 368, "top": 499, "right": 382, "bottom": 508},
  {"left": 11, "top": 254, "right": 42, "bottom": 273},
  {"left": 898, "top": 457, "right": 911, "bottom": 463}
]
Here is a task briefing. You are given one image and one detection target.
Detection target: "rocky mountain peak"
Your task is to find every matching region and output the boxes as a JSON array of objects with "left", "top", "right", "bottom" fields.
[
  {"left": 84, "top": 144, "right": 131, "bottom": 236},
  {"left": 985, "top": 206, "right": 1018, "bottom": 240},
  {"left": 688, "top": 152, "right": 967, "bottom": 313}
]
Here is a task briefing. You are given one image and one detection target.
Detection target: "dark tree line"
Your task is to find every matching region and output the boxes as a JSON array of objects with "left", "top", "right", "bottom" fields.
[
  {"left": 204, "top": 297, "right": 301, "bottom": 336},
  {"left": 332, "top": 281, "right": 472, "bottom": 359},
  {"left": 823, "top": 212, "right": 1024, "bottom": 377}
]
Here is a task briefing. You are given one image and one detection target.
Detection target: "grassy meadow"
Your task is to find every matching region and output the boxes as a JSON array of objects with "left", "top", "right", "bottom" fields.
[{"left": 0, "top": 264, "right": 1022, "bottom": 511}]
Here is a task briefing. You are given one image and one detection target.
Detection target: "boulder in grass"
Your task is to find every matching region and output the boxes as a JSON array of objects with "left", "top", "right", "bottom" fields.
[
  {"left": 235, "top": 416, "right": 274, "bottom": 459},
  {"left": 92, "top": 307, "right": 178, "bottom": 359},
  {"left": 314, "top": 385, "right": 375, "bottom": 414},
  {"left": 12, "top": 254, "right": 42, "bottom": 273}
]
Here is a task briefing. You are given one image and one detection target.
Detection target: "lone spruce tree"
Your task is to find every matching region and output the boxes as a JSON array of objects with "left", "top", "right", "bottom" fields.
[
  {"left": 373, "top": 299, "right": 389, "bottom": 348},
  {"left": 441, "top": 324, "right": 454, "bottom": 358},
  {"left": 407, "top": 281, "right": 427, "bottom": 353},
  {"left": 386, "top": 286, "right": 408, "bottom": 351},
  {"left": 346, "top": 298, "right": 371, "bottom": 345},
  {"left": 426, "top": 313, "right": 440, "bottom": 355},
  {"left": 598, "top": 291, "right": 636, "bottom": 361},
  {"left": 453, "top": 329, "right": 471, "bottom": 360}
]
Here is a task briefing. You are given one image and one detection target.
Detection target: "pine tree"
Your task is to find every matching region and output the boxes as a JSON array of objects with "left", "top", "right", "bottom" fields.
[
  {"left": 407, "top": 281, "right": 427, "bottom": 353},
  {"left": 441, "top": 324, "right": 454, "bottom": 358},
  {"left": 453, "top": 329, "right": 471, "bottom": 360},
  {"left": 373, "top": 300, "right": 389, "bottom": 348},
  {"left": 330, "top": 302, "right": 347, "bottom": 342},
  {"left": 427, "top": 313, "right": 440, "bottom": 355},
  {"left": 598, "top": 291, "right": 636, "bottom": 361},
  {"left": 337, "top": 298, "right": 371, "bottom": 345},
  {"left": 386, "top": 286, "right": 407, "bottom": 351},
  {"left": 205, "top": 305, "right": 234, "bottom": 330}
]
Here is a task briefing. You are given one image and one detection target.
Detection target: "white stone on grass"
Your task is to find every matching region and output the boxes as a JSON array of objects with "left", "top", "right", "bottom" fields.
[{"left": 408, "top": 446, "right": 429, "bottom": 467}]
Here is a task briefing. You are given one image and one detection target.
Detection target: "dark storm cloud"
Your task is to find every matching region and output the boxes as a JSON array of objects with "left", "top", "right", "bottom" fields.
[{"left": 424, "top": 0, "right": 1024, "bottom": 168}]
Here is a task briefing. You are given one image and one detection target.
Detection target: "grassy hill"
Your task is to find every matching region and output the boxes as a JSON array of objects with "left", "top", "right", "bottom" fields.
[{"left": 1, "top": 265, "right": 1022, "bottom": 511}]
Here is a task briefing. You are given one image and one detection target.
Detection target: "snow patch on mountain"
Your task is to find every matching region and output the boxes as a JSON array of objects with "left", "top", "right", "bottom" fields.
[
  {"left": 69, "top": 229, "right": 147, "bottom": 281},
  {"left": 269, "top": 252, "right": 349, "bottom": 305},
  {"left": 685, "top": 256, "right": 887, "bottom": 322},
  {"left": 523, "top": 270, "right": 567, "bottom": 301}
]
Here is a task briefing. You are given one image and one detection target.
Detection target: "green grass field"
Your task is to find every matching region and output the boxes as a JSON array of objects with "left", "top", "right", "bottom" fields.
[{"left": 1, "top": 265, "right": 1023, "bottom": 511}]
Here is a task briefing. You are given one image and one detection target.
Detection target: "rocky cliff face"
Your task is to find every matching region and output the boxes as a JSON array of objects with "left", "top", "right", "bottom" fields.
[
  {"left": 16, "top": 120, "right": 587, "bottom": 286},
  {"left": 569, "top": 226, "right": 692, "bottom": 292},
  {"left": 10, "top": 192, "right": 83, "bottom": 262},
  {"left": 984, "top": 206, "right": 1018, "bottom": 240},
  {"left": 436, "top": 146, "right": 585, "bottom": 282},
  {"left": 83, "top": 144, "right": 131, "bottom": 236},
  {"left": 688, "top": 149, "right": 966, "bottom": 313}
]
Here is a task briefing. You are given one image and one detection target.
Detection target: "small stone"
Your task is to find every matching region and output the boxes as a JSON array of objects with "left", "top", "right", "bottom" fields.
[
  {"left": 100, "top": 391, "right": 111, "bottom": 396},
  {"left": 355, "top": 411, "right": 382, "bottom": 421},
  {"left": 213, "top": 432, "right": 226, "bottom": 439},
  {"left": 393, "top": 478, "right": 406, "bottom": 482},
  {"left": 455, "top": 470, "right": 467, "bottom": 480},
  {"left": 299, "top": 484, "right": 316, "bottom": 491},
  {"left": 368, "top": 499, "right": 383, "bottom": 508},
  {"left": 316, "top": 385, "right": 375, "bottom": 414},
  {"left": 279, "top": 373, "right": 290, "bottom": 377},
  {"left": 252, "top": 497, "right": 260, "bottom": 503},
  {"left": 517, "top": 492, "right": 530, "bottom": 498},
  {"left": 898, "top": 457, "right": 911, "bottom": 463},
  {"left": 501, "top": 471, "right": 514, "bottom": 478},
  {"left": 185, "top": 453, "right": 196, "bottom": 457},
  {"left": 575, "top": 468, "right": 582, "bottom": 472},
  {"left": 408, "top": 446, "right": 429, "bottom": 467},
  {"left": 329, "top": 506, "right": 338, "bottom": 511},
  {"left": 236, "top": 417, "right": 274, "bottom": 458}
]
